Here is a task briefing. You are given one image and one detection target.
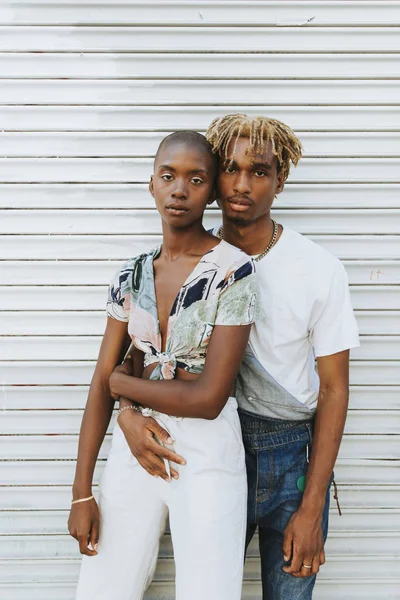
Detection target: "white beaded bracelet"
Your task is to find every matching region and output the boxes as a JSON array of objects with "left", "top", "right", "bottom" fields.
[{"left": 116, "top": 404, "right": 140, "bottom": 423}]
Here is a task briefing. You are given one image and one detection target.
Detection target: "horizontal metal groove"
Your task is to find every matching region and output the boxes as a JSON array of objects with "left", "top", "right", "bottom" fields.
[
  {"left": 3, "top": 77, "right": 400, "bottom": 81},
  {"left": 1, "top": 359, "right": 399, "bottom": 364},
  {"left": 2, "top": 206, "right": 400, "bottom": 211},
  {"left": 3, "top": 129, "right": 400, "bottom": 134},
  {"left": 2, "top": 233, "right": 400, "bottom": 238},
  {"left": 3, "top": 76, "right": 400, "bottom": 82},
  {"left": 4, "top": 23, "right": 400, "bottom": 28},
  {"left": 2, "top": 259, "right": 396, "bottom": 265},
  {"left": 3, "top": 23, "right": 400, "bottom": 29},
  {"left": 3, "top": 155, "right": 400, "bottom": 160},
  {"left": 1, "top": 181, "right": 400, "bottom": 185},
  {"left": 0, "top": 334, "right": 393, "bottom": 338},
  {"left": 1, "top": 103, "right": 399, "bottom": 108},
  {"left": 3, "top": 50, "right": 400, "bottom": 55},
  {"left": 4, "top": 104, "right": 400, "bottom": 108}
]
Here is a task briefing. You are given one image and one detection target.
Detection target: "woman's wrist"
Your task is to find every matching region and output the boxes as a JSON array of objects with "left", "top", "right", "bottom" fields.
[
  {"left": 118, "top": 403, "right": 142, "bottom": 431},
  {"left": 72, "top": 478, "right": 93, "bottom": 500},
  {"left": 119, "top": 397, "right": 134, "bottom": 409}
]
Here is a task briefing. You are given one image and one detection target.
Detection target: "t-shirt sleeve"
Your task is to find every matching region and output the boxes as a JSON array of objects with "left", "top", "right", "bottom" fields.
[
  {"left": 106, "top": 264, "right": 130, "bottom": 323},
  {"left": 309, "top": 262, "right": 360, "bottom": 357},
  {"left": 215, "top": 256, "right": 260, "bottom": 326}
]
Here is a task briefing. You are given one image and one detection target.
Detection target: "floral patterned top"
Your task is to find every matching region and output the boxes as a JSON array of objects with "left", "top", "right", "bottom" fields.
[{"left": 107, "top": 240, "right": 259, "bottom": 381}]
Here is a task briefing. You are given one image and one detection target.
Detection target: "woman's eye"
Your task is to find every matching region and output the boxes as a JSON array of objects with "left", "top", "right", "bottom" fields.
[
  {"left": 191, "top": 177, "right": 203, "bottom": 185},
  {"left": 161, "top": 174, "right": 173, "bottom": 181}
]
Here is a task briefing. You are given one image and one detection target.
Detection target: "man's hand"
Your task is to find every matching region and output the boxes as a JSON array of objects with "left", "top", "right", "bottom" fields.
[
  {"left": 109, "top": 356, "right": 133, "bottom": 400},
  {"left": 282, "top": 506, "right": 325, "bottom": 578},
  {"left": 118, "top": 407, "right": 186, "bottom": 481}
]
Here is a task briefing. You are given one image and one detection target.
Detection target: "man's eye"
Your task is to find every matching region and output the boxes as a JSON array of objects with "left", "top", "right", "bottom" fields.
[
  {"left": 192, "top": 177, "right": 203, "bottom": 185},
  {"left": 161, "top": 174, "right": 173, "bottom": 181},
  {"left": 254, "top": 170, "right": 266, "bottom": 177},
  {"left": 225, "top": 165, "right": 235, "bottom": 174}
]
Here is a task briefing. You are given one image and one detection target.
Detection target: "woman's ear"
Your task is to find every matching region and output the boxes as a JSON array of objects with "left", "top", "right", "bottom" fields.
[{"left": 149, "top": 175, "right": 155, "bottom": 198}]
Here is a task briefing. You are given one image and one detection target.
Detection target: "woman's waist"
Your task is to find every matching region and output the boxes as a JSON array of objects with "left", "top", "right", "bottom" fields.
[
  {"left": 143, "top": 363, "right": 201, "bottom": 382},
  {"left": 141, "top": 396, "right": 238, "bottom": 422}
]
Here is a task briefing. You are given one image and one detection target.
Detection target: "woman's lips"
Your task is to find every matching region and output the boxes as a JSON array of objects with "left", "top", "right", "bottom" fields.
[{"left": 166, "top": 205, "right": 188, "bottom": 215}]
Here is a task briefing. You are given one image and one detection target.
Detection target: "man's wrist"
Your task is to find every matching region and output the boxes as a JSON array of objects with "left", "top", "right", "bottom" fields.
[
  {"left": 300, "top": 487, "right": 327, "bottom": 516},
  {"left": 109, "top": 371, "right": 120, "bottom": 396}
]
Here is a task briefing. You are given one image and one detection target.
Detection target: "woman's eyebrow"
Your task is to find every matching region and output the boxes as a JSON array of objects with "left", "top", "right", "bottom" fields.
[
  {"left": 157, "top": 165, "right": 208, "bottom": 175},
  {"left": 157, "top": 164, "right": 176, "bottom": 171}
]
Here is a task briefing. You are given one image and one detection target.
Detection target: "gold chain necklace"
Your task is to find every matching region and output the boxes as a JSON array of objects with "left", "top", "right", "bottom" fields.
[{"left": 217, "top": 219, "right": 279, "bottom": 262}]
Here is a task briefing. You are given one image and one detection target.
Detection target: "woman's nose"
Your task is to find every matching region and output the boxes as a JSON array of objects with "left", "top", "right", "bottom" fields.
[{"left": 172, "top": 180, "right": 188, "bottom": 198}]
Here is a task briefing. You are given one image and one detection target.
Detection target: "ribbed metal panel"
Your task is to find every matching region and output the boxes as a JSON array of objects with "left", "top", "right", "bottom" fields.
[{"left": 0, "top": 1, "right": 399, "bottom": 597}]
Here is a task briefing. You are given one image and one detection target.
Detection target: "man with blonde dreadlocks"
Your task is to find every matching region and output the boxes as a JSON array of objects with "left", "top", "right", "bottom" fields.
[
  {"left": 205, "top": 113, "right": 359, "bottom": 598},
  {"left": 117, "top": 114, "right": 359, "bottom": 599}
]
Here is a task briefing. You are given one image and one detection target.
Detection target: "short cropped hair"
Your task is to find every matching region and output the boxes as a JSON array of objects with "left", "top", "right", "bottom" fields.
[
  {"left": 205, "top": 113, "right": 303, "bottom": 182},
  {"left": 155, "top": 130, "right": 219, "bottom": 177}
]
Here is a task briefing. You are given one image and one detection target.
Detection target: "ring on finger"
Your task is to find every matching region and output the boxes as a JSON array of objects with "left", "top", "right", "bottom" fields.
[{"left": 302, "top": 563, "right": 312, "bottom": 569}]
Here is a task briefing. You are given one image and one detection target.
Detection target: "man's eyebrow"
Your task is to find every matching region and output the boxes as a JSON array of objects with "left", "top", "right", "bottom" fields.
[
  {"left": 221, "top": 158, "right": 272, "bottom": 170},
  {"left": 188, "top": 168, "right": 208, "bottom": 174},
  {"left": 252, "top": 161, "right": 273, "bottom": 170}
]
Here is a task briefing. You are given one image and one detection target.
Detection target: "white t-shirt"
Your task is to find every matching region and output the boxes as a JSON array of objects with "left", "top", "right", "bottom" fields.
[{"left": 213, "top": 225, "right": 360, "bottom": 413}]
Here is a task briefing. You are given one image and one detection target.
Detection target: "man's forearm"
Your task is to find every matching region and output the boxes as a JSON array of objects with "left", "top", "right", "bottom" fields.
[
  {"left": 110, "top": 371, "right": 222, "bottom": 420},
  {"left": 301, "top": 388, "right": 348, "bottom": 514}
]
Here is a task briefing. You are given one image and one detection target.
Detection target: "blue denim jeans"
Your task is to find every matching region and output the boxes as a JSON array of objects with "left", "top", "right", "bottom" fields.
[{"left": 239, "top": 409, "right": 331, "bottom": 600}]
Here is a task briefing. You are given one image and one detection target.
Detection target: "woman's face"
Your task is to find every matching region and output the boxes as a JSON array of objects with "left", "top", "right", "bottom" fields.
[{"left": 149, "top": 141, "right": 215, "bottom": 229}]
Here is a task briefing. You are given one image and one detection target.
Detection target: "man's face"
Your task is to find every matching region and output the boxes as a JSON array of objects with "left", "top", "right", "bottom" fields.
[{"left": 217, "top": 137, "right": 284, "bottom": 225}]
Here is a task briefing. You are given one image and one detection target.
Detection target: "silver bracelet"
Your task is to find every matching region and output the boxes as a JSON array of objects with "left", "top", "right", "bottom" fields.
[{"left": 116, "top": 404, "right": 141, "bottom": 423}]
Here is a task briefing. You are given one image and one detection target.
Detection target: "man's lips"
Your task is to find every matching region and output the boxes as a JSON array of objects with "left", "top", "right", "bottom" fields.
[{"left": 227, "top": 197, "right": 252, "bottom": 212}]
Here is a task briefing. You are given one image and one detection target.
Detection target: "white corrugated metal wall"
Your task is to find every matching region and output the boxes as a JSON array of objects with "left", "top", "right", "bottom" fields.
[{"left": 0, "top": 1, "right": 399, "bottom": 598}]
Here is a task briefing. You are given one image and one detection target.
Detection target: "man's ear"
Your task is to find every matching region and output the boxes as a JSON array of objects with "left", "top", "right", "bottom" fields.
[
  {"left": 275, "top": 173, "right": 285, "bottom": 197},
  {"left": 149, "top": 175, "right": 155, "bottom": 198}
]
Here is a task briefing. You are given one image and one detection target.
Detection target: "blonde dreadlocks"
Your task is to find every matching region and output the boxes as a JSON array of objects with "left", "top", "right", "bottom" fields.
[{"left": 205, "top": 113, "right": 303, "bottom": 183}]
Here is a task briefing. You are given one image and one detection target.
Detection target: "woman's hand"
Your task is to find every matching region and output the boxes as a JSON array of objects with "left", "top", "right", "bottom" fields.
[{"left": 68, "top": 497, "right": 100, "bottom": 557}]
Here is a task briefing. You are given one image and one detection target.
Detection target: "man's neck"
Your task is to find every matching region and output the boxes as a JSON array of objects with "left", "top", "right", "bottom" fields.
[{"left": 221, "top": 215, "right": 281, "bottom": 256}]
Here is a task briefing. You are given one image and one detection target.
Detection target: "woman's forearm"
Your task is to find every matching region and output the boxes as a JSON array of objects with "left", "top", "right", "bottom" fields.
[
  {"left": 73, "top": 377, "right": 115, "bottom": 497},
  {"left": 110, "top": 372, "right": 221, "bottom": 419}
]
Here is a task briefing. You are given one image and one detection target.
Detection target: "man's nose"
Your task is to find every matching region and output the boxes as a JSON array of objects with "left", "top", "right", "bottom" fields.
[{"left": 233, "top": 172, "right": 251, "bottom": 194}]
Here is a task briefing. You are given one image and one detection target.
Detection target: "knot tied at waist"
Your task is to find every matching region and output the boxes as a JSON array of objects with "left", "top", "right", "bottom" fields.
[{"left": 147, "top": 350, "right": 177, "bottom": 380}]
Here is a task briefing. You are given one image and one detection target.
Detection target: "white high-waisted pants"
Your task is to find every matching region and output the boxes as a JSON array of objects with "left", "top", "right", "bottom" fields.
[{"left": 75, "top": 397, "right": 247, "bottom": 600}]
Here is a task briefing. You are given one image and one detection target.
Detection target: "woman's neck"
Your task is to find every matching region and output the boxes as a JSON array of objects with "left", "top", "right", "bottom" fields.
[{"left": 160, "top": 222, "right": 212, "bottom": 260}]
